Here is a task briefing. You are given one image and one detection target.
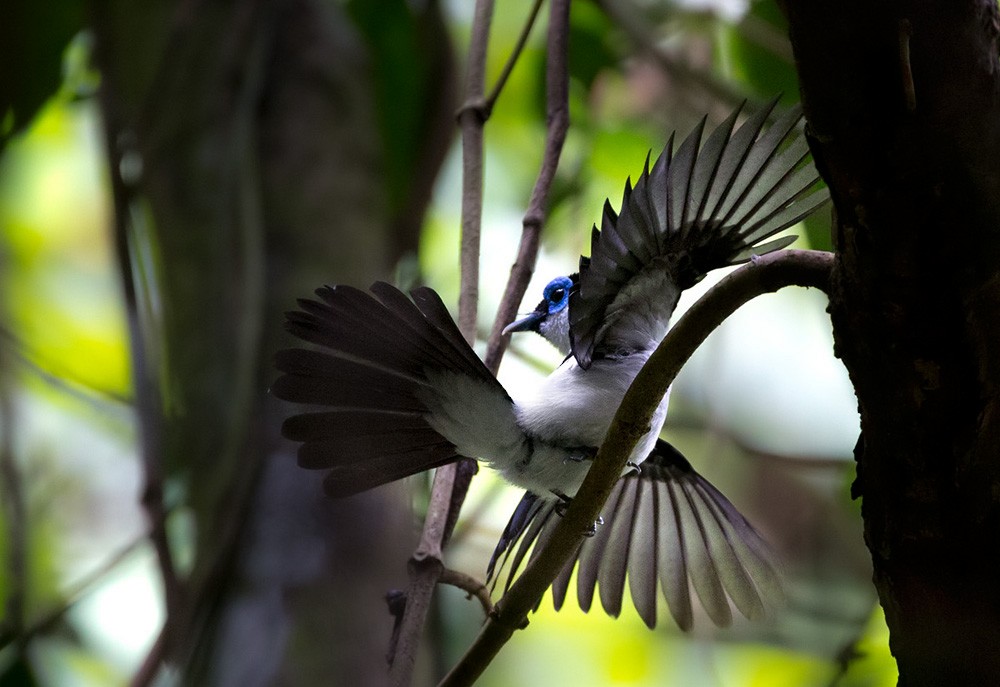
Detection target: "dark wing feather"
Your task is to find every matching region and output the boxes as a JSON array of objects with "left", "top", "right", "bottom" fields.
[
  {"left": 570, "top": 99, "right": 830, "bottom": 369},
  {"left": 485, "top": 439, "right": 781, "bottom": 630},
  {"left": 273, "top": 282, "right": 505, "bottom": 498}
]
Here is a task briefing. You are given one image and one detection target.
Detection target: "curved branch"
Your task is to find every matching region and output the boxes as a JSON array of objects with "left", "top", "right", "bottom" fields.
[
  {"left": 440, "top": 567, "right": 495, "bottom": 617},
  {"left": 440, "top": 248, "right": 834, "bottom": 687}
]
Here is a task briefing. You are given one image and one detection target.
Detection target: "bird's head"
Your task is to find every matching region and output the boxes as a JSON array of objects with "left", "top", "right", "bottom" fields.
[{"left": 502, "top": 275, "right": 575, "bottom": 354}]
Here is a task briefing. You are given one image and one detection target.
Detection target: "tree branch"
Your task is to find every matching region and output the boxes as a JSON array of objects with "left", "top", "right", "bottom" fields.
[
  {"left": 392, "top": 1, "right": 572, "bottom": 681},
  {"left": 440, "top": 249, "right": 834, "bottom": 687},
  {"left": 0, "top": 343, "right": 25, "bottom": 648},
  {"left": 484, "top": 0, "right": 571, "bottom": 373},
  {"left": 389, "top": 0, "right": 496, "bottom": 683},
  {"left": 439, "top": 568, "right": 495, "bottom": 617},
  {"left": 88, "top": 0, "right": 183, "bottom": 646}
]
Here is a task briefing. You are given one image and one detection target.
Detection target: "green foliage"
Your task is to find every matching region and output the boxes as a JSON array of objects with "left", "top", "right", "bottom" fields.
[
  {"left": 0, "top": 2, "right": 84, "bottom": 144},
  {"left": 347, "top": 0, "right": 452, "bottom": 217},
  {"left": 0, "top": 2, "right": 886, "bottom": 685}
]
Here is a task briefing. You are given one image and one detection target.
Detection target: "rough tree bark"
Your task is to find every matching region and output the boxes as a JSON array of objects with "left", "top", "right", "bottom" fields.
[{"left": 782, "top": 2, "right": 1000, "bottom": 684}]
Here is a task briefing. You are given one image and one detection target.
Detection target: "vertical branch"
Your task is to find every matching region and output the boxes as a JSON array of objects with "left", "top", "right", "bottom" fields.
[
  {"left": 388, "top": 2, "right": 496, "bottom": 685},
  {"left": 88, "top": 0, "right": 182, "bottom": 652},
  {"left": 0, "top": 345, "right": 25, "bottom": 647},
  {"left": 390, "top": 0, "right": 567, "bottom": 682},
  {"left": 484, "top": 0, "right": 571, "bottom": 373}
]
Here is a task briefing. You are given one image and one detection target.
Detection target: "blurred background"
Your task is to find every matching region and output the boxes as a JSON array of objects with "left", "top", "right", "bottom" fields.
[{"left": 0, "top": 0, "right": 893, "bottom": 685}]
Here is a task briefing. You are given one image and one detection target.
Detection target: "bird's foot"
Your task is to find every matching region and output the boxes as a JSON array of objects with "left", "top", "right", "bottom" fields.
[
  {"left": 552, "top": 490, "right": 572, "bottom": 517},
  {"left": 624, "top": 461, "right": 641, "bottom": 476},
  {"left": 562, "top": 446, "right": 596, "bottom": 464},
  {"left": 551, "top": 490, "right": 604, "bottom": 537},
  {"left": 584, "top": 516, "right": 605, "bottom": 538}
]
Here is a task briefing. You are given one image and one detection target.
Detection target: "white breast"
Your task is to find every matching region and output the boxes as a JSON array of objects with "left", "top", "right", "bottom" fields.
[{"left": 504, "top": 352, "right": 671, "bottom": 497}]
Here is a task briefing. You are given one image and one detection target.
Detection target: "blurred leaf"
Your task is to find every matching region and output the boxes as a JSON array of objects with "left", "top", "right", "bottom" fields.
[
  {"left": 0, "top": 4, "right": 84, "bottom": 143},
  {"left": 0, "top": 103, "right": 130, "bottom": 402},
  {"left": 802, "top": 208, "right": 833, "bottom": 252},
  {"left": 721, "top": 0, "right": 799, "bottom": 103},
  {"left": 567, "top": 3, "right": 619, "bottom": 93},
  {"left": 0, "top": 655, "right": 38, "bottom": 687},
  {"left": 346, "top": 0, "right": 453, "bottom": 219}
]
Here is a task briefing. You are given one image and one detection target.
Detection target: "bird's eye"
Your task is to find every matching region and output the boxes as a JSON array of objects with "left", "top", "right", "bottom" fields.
[{"left": 549, "top": 287, "right": 565, "bottom": 303}]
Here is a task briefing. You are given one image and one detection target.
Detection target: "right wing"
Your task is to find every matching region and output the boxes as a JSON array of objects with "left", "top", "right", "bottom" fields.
[{"left": 570, "top": 100, "right": 830, "bottom": 368}]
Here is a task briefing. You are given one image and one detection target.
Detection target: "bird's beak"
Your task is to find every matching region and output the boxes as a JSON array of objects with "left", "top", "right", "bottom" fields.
[{"left": 502, "top": 309, "right": 545, "bottom": 336}]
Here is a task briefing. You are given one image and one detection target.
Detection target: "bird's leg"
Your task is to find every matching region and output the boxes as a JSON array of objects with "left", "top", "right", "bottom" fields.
[
  {"left": 551, "top": 490, "right": 573, "bottom": 517},
  {"left": 562, "top": 446, "right": 596, "bottom": 464},
  {"left": 550, "top": 490, "right": 604, "bottom": 537},
  {"left": 583, "top": 518, "right": 604, "bottom": 538}
]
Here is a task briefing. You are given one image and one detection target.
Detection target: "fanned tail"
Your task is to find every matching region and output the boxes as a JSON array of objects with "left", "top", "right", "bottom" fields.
[
  {"left": 273, "top": 282, "right": 505, "bottom": 497},
  {"left": 486, "top": 439, "right": 781, "bottom": 630}
]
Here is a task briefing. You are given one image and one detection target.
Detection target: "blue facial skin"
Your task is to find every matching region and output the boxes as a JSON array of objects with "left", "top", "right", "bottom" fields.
[
  {"left": 542, "top": 276, "right": 572, "bottom": 315},
  {"left": 502, "top": 276, "right": 575, "bottom": 354}
]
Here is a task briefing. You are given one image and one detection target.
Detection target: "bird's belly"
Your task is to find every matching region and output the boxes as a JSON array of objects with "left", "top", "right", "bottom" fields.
[{"left": 503, "top": 353, "right": 670, "bottom": 498}]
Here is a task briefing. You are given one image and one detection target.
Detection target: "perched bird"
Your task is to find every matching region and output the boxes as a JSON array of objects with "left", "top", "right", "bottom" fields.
[{"left": 272, "top": 99, "right": 829, "bottom": 629}]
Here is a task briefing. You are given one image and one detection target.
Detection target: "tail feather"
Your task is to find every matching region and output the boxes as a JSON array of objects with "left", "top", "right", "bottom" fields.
[
  {"left": 486, "top": 439, "right": 782, "bottom": 631},
  {"left": 272, "top": 355, "right": 427, "bottom": 412},
  {"left": 298, "top": 433, "right": 456, "bottom": 470},
  {"left": 321, "top": 449, "right": 458, "bottom": 498},
  {"left": 282, "top": 409, "right": 429, "bottom": 440},
  {"left": 274, "top": 281, "right": 504, "bottom": 497}
]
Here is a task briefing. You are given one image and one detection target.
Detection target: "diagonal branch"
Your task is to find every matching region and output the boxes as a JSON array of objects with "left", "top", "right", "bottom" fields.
[{"left": 440, "top": 249, "right": 834, "bottom": 687}]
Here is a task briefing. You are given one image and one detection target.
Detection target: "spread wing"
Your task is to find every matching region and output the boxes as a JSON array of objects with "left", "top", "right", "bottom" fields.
[
  {"left": 486, "top": 439, "right": 781, "bottom": 630},
  {"left": 273, "top": 282, "right": 520, "bottom": 497},
  {"left": 570, "top": 100, "right": 830, "bottom": 368}
]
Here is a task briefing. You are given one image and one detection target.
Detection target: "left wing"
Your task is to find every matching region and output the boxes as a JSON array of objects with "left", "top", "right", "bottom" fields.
[{"left": 486, "top": 439, "right": 780, "bottom": 630}]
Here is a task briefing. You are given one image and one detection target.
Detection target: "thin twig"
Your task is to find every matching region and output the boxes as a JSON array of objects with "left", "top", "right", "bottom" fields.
[
  {"left": 481, "top": 0, "right": 545, "bottom": 115},
  {"left": 3, "top": 534, "right": 147, "bottom": 647},
  {"left": 392, "top": 0, "right": 573, "bottom": 680},
  {"left": 88, "top": 0, "right": 183, "bottom": 648},
  {"left": 0, "top": 331, "right": 25, "bottom": 648},
  {"left": 440, "top": 568, "right": 495, "bottom": 617},
  {"left": 440, "top": 249, "right": 834, "bottom": 687},
  {"left": 130, "top": 627, "right": 167, "bottom": 687},
  {"left": 388, "top": 1, "right": 497, "bottom": 684},
  {"left": 0, "top": 326, "right": 133, "bottom": 410},
  {"left": 595, "top": 0, "right": 754, "bottom": 112},
  {"left": 484, "top": 0, "right": 572, "bottom": 373}
]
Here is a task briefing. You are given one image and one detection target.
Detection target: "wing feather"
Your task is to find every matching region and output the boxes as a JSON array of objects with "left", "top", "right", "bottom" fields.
[{"left": 569, "top": 100, "right": 830, "bottom": 369}]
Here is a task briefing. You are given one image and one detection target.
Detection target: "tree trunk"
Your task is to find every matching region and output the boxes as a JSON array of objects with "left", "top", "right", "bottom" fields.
[
  {"left": 782, "top": 1, "right": 1000, "bottom": 684},
  {"left": 89, "top": 0, "right": 454, "bottom": 683}
]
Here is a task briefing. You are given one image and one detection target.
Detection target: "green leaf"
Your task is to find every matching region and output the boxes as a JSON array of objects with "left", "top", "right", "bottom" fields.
[
  {"left": 0, "top": 3, "right": 85, "bottom": 143},
  {"left": 720, "top": 0, "right": 799, "bottom": 104}
]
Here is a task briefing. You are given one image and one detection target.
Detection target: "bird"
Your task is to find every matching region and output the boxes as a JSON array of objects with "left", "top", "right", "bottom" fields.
[{"left": 272, "top": 99, "right": 829, "bottom": 629}]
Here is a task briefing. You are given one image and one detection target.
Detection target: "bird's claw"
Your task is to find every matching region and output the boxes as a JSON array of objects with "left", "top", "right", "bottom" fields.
[
  {"left": 624, "top": 461, "right": 641, "bottom": 476},
  {"left": 584, "top": 516, "right": 604, "bottom": 538},
  {"left": 551, "top": 490, "right": 603, "bottom": 536},
  {"left": 552, "top": 490, "right": 572, "bottom": 517}
]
